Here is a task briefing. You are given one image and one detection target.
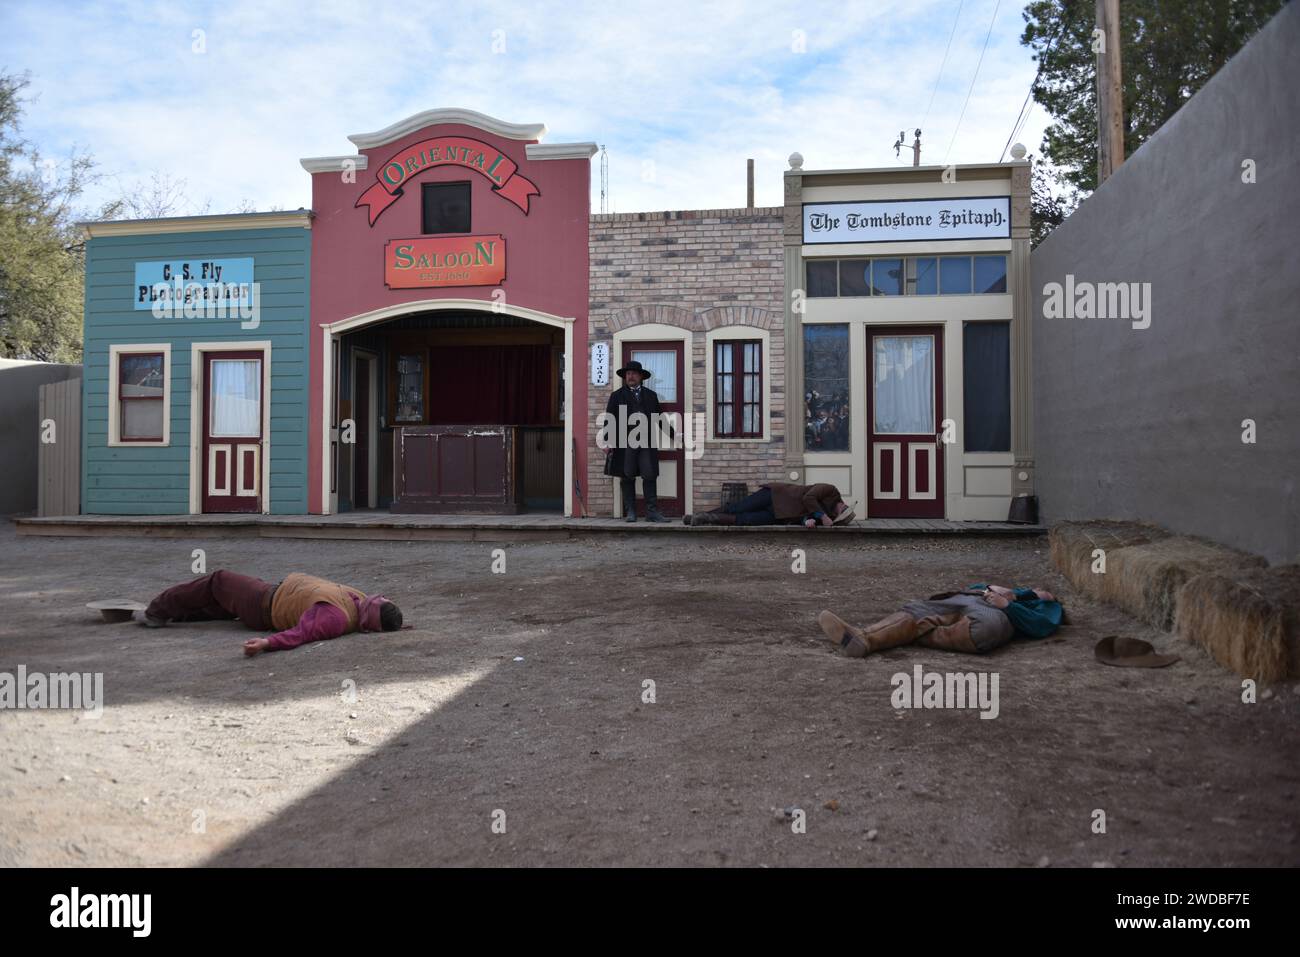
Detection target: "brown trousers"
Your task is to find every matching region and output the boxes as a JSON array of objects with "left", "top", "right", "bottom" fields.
[{"left": 145, "top": 570, "right": 276, "bottom": 630}]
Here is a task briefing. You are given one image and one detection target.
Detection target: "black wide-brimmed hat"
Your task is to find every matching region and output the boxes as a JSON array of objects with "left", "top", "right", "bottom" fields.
[{"left": 616, "top": 359, "right": 652, "bottom": 380}]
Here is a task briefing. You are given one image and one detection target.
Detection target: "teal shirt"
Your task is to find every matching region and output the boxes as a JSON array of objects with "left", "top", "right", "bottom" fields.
[{"left": 968, "top": 584, "right": 1063, "bottom": 640}]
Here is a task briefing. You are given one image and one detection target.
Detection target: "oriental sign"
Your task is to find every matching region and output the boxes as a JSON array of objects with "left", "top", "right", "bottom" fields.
[
  {"left": 384, "top": 235, "right": 506, "bottom": 289},
  {"left": 803, "top": 197, "right": 1011, "bottom": 244},
  {"left": 357, "top": 136, "right": 540, "bottom": 225}
]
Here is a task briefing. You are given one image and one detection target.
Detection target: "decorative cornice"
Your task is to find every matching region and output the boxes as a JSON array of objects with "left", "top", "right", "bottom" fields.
[
  {"left": 348, "top": 108, "right": 547, "bottom": 150},
  {"left": 81, "top": 210, "right": 313, "bottom": 237},
  {"left": 299, "top": 154, "right": 370, "bottom": 173},
  {"left": 525, "top": 142, "right": 598, "bottom": 161}
]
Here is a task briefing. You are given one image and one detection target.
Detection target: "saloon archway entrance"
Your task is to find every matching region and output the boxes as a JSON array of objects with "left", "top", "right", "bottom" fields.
[{"left": 320, "top": 299, "right": 575, "bottom": 516}]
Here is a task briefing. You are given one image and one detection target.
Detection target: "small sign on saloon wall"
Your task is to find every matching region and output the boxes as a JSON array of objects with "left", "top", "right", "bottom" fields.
[{"left": 384, "top": 234, "right": 506, "bottom": 289}]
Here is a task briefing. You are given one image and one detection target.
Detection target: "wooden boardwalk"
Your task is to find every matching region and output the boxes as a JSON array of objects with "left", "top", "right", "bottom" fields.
[{"left": 13, "top": 512, "right": 1046, "bottom": 543}]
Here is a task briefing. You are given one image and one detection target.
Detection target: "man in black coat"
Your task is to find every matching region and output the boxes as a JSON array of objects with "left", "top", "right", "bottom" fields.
[{"left": 605, "top": 359, "right": 670, "bottom": 523}]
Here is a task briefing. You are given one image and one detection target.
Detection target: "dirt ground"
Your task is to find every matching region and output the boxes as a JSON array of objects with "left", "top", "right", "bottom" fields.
[{"left": 1, "top": 520, "right": 1297, "bottom": 868}]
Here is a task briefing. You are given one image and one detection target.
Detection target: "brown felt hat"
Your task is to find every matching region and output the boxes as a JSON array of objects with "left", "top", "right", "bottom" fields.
[{"left": 1094, "top": 635, "right": 1180, "bottom": 668}]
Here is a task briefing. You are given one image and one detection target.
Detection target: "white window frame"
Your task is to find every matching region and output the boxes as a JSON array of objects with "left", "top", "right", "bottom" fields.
[
  {"left": 107, "top": 343, "right": 171, "bottom": 447},
  {"left": 706, "top": 326, "right": 771, "bottom": 442}
]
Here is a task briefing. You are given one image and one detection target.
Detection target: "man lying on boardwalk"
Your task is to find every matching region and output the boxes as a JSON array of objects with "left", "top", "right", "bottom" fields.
[
  {"left": 133, "top": 570, "right": 404, "bottom": 656},
  {"left": 685, "top": 482, "right": 856, "bottom": 528},
  {"left": 817, "top": 584, "right": 1062, "bottom": 657}
]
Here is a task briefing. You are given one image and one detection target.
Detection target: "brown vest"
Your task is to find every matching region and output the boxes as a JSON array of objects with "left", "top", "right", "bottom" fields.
[{"left": 270, "top": 573, "right": 365, "bottom": 632}]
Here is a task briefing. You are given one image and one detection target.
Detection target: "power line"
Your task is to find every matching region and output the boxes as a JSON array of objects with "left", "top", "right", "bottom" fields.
[
  {"left": 999, "top": 14, "right": 1068, "bottom": 162},
  {"left": 944, "top": 0, "right": 1002, "bottom": 164},
  {"left": 920, "top": 0, "right": 965, "bottom": 134}
]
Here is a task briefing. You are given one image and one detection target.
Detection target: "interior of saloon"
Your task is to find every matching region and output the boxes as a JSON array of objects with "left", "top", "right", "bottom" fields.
[{"left": 333, "top": 310, "right": 566, "bottom": 514}]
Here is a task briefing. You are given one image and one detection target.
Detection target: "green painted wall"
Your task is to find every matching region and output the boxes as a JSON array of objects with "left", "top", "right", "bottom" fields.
[{"left": 82, "top": 226, "right": 311, "bottom": 514}]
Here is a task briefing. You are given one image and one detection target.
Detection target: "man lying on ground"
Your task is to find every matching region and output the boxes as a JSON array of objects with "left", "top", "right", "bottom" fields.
[
  {"left": 133, "top": 570, "right": 403, "bottom": 656},
  {"left": 817, "top": 584, "right": 1062, "bottom": 657},
  {"left": 685, "top": 482, "right": 856, "bottom": 527}
]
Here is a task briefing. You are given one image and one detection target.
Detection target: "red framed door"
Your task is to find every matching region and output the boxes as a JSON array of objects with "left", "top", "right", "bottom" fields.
[
  {"left": 866, "top": 326, "right": 944, "bottom": 518},
  {"left": 620, "top": 340, "right": 685, "bottom": 517},
  {"left": 202, "top": 351, "right": 264, "bottom": 514}
]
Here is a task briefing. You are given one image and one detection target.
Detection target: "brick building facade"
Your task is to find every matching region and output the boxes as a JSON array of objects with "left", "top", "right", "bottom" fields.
[{"left": 584, "top": 207, "right": 788, "bottom": 518}]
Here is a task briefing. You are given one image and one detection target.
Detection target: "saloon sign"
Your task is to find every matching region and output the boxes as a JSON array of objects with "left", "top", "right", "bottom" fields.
[
  {"left": 357, "top": 136, "right": 540, "bottom": 225},
  {"left": 385, "top": 235, "right": 506, "bottom": 289}
]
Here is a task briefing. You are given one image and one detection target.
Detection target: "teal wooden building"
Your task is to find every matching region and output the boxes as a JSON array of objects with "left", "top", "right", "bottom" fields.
[{"left": 81, "top": 211, "right": 313, "bottom": 515}]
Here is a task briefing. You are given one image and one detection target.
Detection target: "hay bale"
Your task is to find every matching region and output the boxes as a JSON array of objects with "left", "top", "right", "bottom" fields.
[
  {"left": 1101, "top": 536, "right": 1267, "bottom": 630},
  {"left": 1048, "top": 521, "right": 1170, "bottom": 598},
  {"left": 1174, "top": 565, "right": 1300, "bottom": 682}
]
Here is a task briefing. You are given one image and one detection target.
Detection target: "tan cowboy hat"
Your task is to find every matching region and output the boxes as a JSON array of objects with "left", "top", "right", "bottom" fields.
[
  {"left": 1094, "top": 635, "right": 1180, "bottom": 668},
  {"left": 86, "top": 599, "right": 146, "bottom": 623}
]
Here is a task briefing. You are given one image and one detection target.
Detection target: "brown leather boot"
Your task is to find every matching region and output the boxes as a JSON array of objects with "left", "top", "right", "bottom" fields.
[
  {"left": 818, "top": 610, "right": 917, "bottom": 658},
  {"left": 817, "top": 611, "right": 866, "bottom": 655}
]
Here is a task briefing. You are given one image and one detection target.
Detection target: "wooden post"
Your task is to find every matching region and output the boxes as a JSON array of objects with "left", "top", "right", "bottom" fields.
[
  {"left": 1096, "top": 0, "right": 1125, "bottom": 184},
  {"left": 746, "top": 158, "right": 755, "bottom": 208}
]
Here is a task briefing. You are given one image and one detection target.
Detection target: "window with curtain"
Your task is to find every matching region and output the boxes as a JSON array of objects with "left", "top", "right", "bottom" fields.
[
  {"left": 714, "top": 339, "right": 762, "bottom": 438},
  {"left": 629, "top": 349, "right": 677, "bottom": 402},
  {"left": 119, "top": 352, "right": 165, "bottom": 441},
  {"left": 963, "top": 322, "right": 1010, "bottom": 451},
  {"left": 209, "top": 359, "right": 261, "bottom": 437},
  {"left": 804, "top": 324, "right": 850, "bottom": 452},
  {"left": 873, "top": 335, "right": 934, "bottom": 435}
]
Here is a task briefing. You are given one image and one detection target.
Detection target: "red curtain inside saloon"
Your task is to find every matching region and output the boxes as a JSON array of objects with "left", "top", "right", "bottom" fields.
[{"left": 424, "top": 344, "right": 553, "bottom": 425}]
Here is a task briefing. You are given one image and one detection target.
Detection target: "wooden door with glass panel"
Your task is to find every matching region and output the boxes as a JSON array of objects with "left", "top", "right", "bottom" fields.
[
  {"left": 867, "top": 327, "right": 944, "bottom": 518},
  {"left": 620, "top": 341, "right": 685, "bottom": 517},
  {"left": 202, "top": 351, "right": 263, "bottom": 513}
]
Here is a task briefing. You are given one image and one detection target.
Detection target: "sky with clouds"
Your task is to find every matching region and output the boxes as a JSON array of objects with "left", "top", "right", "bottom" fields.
[{"left": 2, "top": 0, "right": 1051, "bottom": 217}]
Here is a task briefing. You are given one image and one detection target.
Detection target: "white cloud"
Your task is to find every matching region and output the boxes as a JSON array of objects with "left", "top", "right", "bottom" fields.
[{"left": 2, "top": 0, "right": 1051, "bottom": 216}]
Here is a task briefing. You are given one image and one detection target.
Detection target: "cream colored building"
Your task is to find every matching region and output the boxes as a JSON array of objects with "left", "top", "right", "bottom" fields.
[{"left": 781, "top": 154, "right": 1034, "bottom": 520}]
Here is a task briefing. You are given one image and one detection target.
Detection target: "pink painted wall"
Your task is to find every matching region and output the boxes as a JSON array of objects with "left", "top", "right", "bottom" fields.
[{"left": 306, "top": 121, "right": 591, "bottom": 513}]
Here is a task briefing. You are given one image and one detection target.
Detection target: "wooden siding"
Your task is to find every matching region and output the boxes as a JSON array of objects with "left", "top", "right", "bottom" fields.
[{"left": 81, "top": 227, "right": 311, "bottom": 514}]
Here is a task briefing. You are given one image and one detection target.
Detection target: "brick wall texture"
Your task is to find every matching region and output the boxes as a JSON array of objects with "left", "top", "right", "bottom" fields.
[{"left": 584, "top": 207, "right": 786, "bottom": 516}]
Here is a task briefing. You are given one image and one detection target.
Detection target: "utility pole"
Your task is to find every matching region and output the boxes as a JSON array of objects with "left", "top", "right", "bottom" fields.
[
  {"left": 1096, "top": 0, "right": 1125, "bottom": 184},
  {"left": 911, "top": 129, "right": 922, "bottom": 167},
  {"left": 746, "top": 158, "right": 755, "bottom": 209}
]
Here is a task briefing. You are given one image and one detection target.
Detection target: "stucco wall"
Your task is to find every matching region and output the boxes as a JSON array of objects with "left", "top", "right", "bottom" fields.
[{"left": 1031, "top": 4, "right": 1299, "bottom": 563}]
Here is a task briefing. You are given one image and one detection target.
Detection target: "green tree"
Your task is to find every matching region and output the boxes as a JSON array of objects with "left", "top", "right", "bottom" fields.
[
  {"left": 0, "top": 71, "right": 119, "bottom": 362},
  {"left": 1022, "top": 0, "right": 1285, "bottom": 196}
]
